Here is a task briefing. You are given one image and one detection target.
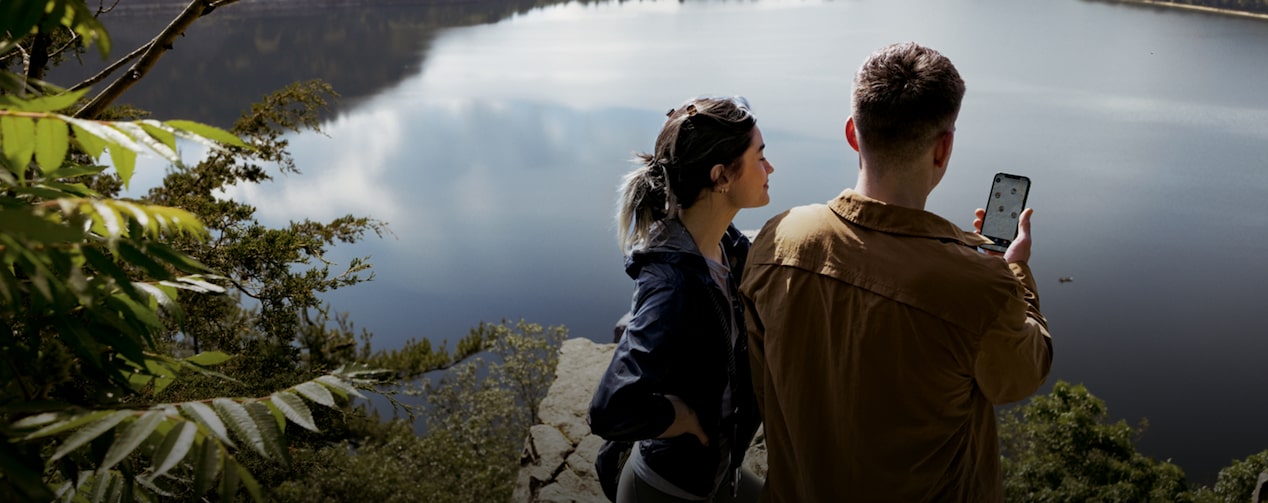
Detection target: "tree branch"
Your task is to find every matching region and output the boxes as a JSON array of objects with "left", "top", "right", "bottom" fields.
[
  {"left": 74, "top": 0, "right": 242, "bottom": 119},
  {"left": 68, "top": 38, "right": 149, "bottom": 93}
]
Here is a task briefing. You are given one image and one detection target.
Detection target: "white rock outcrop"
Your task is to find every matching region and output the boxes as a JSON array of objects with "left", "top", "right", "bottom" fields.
[{"left": 512, "top": 337, "right": 767, "bottom": 503}]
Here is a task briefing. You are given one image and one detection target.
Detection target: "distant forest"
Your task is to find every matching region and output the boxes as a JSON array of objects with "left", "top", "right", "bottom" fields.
[{"left": 1144, "top": 0, "right": 1268, "bottom": 14}]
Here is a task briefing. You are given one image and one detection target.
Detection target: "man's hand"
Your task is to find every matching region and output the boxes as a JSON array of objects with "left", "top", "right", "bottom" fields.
[{"left": 973, "top": 207, "right": 1034, "bottom": 264}]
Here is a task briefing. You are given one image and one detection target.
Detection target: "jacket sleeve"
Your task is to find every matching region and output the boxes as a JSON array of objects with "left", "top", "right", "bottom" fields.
[
  {"left": 588, "top": 265, "right": 684, "bottom": 441},
  {"left": 975, "top": 261, "right": 1053, "bottom": 404}
]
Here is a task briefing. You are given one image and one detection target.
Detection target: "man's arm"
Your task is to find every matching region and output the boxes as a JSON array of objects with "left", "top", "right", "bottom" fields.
[
  {"left": 973, "top": 207, "right": 1053, "bottom": 403},
  {"left": 975, "top": 261, "right": 1052, "bottom": 403}
]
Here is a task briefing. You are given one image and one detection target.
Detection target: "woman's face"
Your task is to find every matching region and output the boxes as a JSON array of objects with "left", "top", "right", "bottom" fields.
[{"left": 725, "top": 126, "right": 774, "bottom": 209}]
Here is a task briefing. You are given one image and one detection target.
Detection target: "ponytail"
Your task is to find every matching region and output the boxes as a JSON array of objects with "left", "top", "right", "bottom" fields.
[
  {"left": 616, "top": 154, "right": 674, "bottom": 253},
  {"left": 617, "top": 96, "right": 756, "bottom": 253}
]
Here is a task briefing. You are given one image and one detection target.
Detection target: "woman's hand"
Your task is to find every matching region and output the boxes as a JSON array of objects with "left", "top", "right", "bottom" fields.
[{"left": 659, "top": 395, "right": 709, "bottom": 446}]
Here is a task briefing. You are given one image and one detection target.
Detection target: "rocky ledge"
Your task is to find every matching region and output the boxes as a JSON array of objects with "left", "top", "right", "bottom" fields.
[{"left": 513, "top": 338, "right": 767, "bottom": 503}]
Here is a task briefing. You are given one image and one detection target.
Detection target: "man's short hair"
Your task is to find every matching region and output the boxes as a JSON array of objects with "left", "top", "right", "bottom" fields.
[{"left": 852, "top": 42, "right": 965, "bottom": 163}]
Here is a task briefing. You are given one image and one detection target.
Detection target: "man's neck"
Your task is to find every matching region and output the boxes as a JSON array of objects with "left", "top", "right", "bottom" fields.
[{"left": 855, "top": 166, "right": 929, "bottom": 210}]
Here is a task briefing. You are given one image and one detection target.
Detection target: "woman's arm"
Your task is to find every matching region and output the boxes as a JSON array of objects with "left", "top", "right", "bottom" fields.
[{"left": 589, "top": 266, "right": 705, "bottom": 443}]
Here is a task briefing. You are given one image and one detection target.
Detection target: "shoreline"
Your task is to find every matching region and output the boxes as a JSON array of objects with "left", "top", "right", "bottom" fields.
[{"left": 1103, "top": 0, "right": 1268, "bottom": 20}]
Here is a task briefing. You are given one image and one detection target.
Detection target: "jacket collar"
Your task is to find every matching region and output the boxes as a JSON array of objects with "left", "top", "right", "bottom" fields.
[
  {"left": 625, "top": 218, "right": 750, "bottom": 279},
  {"left": 829, "top": 189, "right": 993, "bottom": 248}
]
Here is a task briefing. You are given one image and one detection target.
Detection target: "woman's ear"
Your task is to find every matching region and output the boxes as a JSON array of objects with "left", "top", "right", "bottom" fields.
[{"left": 710, "top": 164, "right": 728, "bottom": 186}]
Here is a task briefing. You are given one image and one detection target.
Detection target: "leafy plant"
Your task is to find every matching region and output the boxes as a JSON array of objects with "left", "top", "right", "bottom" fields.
[
  {"left": 999, "top": 381, "right": 1191, "bottom": 502},
  {"left": 0, "top": 3, "right": 379, "bottom": 500}
]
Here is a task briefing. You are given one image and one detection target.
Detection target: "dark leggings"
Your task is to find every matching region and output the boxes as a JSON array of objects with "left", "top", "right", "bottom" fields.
[{"left": 615, "top": 458, "right": 762, "bottom": 503}]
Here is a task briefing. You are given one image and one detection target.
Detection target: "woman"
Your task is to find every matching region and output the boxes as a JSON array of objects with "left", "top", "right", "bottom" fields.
[{"left": 589, "top": 96, "right": 773, "bottom": 503}]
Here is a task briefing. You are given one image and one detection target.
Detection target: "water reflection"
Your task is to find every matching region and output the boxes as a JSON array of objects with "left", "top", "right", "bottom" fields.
[{"left": 60, "top": 0, "right": 1268, "bottom": 486}]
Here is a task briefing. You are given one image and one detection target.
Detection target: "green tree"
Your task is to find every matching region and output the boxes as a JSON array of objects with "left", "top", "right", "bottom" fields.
[
  {"left": 271, "top": 320, "right": 568, "bottom": 503},
  {"left": 0, "top": 2, "right": 382, "bottom": 501},
  {"left": 1191, "top": 449, "right": 1268, "bottom": 503},
  {"left": 999, "top": 381, "right": 1191, "bottom": 502}
]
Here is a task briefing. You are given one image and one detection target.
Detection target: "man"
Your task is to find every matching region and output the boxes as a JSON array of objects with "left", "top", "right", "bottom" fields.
[{"left": 739, "top": 42, "right": 1052, "bottom": 502}]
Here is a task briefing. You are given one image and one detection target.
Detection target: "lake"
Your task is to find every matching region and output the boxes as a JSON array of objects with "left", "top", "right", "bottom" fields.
[{"left": 63, "top": 0, "right": 1268, "bottom": 485}]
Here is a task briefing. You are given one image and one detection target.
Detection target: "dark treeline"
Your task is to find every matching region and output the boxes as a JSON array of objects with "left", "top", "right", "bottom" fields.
[
  {"left": 52, "top": 0, "right": 610, "bottom": 128},
  {"left": 1115, "top": 0, "right": 1268, "bottom": 14}
]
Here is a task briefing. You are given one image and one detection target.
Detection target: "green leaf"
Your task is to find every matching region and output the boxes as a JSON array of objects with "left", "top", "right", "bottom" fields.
[
  {"left": 262, "top": 401, "right": 286, "bottom": 434},
  {"left": 50, "top": 410, "right": 132, "bottom": 462},
  {"left": 212, "top": 399, "right": 266, "bottom": 458},
  {"left": 0, "top": 443, "right": 55, "bottom": 501},
  {"left": 191, "top": 437, "right": 221, "bottom": 498},
  {"left": 293, "top": 381, "right": 334, "bottom": 408},
  {"left": 114, "top": 122, "right": 180, "bottom": 167},
  {"left": 2, "top": 115, "right": 36, "bottom": 182},
  {"left": 144, "top": 242, "right": 212, "bottom": 274},
  {"left": 106, "top": 141, "right": 137, "bottom": 189},
  {"left": 70, "top": 123, "right": 108, "bottom": 159},
  {"left": 317, "top": 375, "right": 365, "bottom": 400},
  {"left": 21, "top": 91, "right": 90, "bottom": 113},
  {"left": 129, "top": 358, "right": 177, "bottom": 395},
  {"left": 35, "top": 118, "right": 70, "bottom": 172},
  {"left": 91, "top": 469, "right": 115, "bottom": 503},
  {"left": 114, "top": 241, "right": 171, "bottom": 280},
  {"left": 269, "top": 392, "right": 319, "bottom": 433},
  {"left": 10, "top": 411, "right": 61, "bottom": 430},
  {"left": 237, "top": 461, "right": 263, "bottom": 503},
  {"left": 160, "top": 275, "right": 225, "bottom": 294},
  {"left": 63, "top": 117, "right": 142, "bottom": 154},
  {"left": 166, "top": 120, "right": 248, "bottom": 149},
  {"left": 0, "top": 208, "right": 83, "bottom": 244},
  {"left": 245, "top": 401, "right": 288, "bottom": 464},
  {"left": 149, "top": 420, "right": 195, "bottom": 480},
  {"left": 81, "top": 246, "right": 143, "bottom": 302},
  {"left": 23, "top": 410, "right": 111, "bottom": 440},
  {"left": 184, "top": 351, "right": 233, "bottom": 367},
  {"left": 218, "top": 455, "right": 239, "bottom": 503},
  {"left": 137, "top": 120, "right": 177, "bottom": 154},
  {"left": 37, "top": 180, "right": 98, "bottom": 198},
  {"left": 180, "top": 402, "right": 235, "bottom": 449},
  {"left": 39, "top": 0, "right": 111, "bottom": 58},
  {"left": 148, "top": 206, "right": 206, "bottom": 236},
  {"left": 44, "top": 164, "right": 107, "bottom": 180},
  {"left": 0, "top": 1, "right": 46, "bottom": 50},
  {"left": 105, "top": 293, "right": 162, "bottom": 332},
  {"left": 100, "top": 409, "right": 164, "bottom": 471}
]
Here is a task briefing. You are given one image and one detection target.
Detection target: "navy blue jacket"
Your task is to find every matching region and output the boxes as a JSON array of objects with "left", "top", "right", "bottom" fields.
[{"left": 589, "top": 219, "right": 761, "bottom": 499}]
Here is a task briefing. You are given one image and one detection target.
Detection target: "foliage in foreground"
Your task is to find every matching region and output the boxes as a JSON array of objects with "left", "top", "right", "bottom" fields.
[
  {"left": 0, "top": 2, "right": 386, "bottom": 500},
  {"left": 999, "top": 380, "right": 1268, "bottom": 503},
  {"left": 272, "top": 320, "right": 568, "bottom": 503}
]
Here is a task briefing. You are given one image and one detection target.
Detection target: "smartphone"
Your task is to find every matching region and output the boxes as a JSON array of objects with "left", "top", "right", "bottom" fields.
[{"left": 980, "top": 173, "right": 1031, "bottom": 253}]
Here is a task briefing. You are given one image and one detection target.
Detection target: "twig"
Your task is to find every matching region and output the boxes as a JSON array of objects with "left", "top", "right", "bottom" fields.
[
  {"left": 74, "top": 0, "right": 243, "bottom": 119},
  {"left": 68, "top": 37, "right": 149, "bottom": 93}
]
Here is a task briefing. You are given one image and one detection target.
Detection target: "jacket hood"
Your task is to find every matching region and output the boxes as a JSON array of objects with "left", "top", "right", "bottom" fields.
[{"left": 624, "top": 219, "right": 750, "bottom": 280}]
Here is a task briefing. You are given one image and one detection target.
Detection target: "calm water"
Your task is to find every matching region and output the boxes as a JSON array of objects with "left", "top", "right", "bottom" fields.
[{"left": 66, "top": 0, "right": 1268, "bottom": 485}]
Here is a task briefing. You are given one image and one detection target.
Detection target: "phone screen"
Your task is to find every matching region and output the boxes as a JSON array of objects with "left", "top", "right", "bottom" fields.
[{"left": 981, "top": 173, "right": 1031, "bottom": 253}]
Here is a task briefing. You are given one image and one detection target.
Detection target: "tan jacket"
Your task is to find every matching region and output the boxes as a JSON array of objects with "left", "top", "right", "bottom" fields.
[{"left": 740, "top": 190, "right": 1051, "bottom": 503}]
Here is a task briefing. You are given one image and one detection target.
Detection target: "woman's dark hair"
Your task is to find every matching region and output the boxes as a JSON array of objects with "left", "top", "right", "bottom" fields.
[{"left": 617, "top": 96, "right": 756, "bottom": 251}]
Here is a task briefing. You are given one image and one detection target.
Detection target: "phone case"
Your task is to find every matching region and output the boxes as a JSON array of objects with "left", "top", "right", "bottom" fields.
[{"left": 980, "top": 173, "right": 1031, "bottom": 253}]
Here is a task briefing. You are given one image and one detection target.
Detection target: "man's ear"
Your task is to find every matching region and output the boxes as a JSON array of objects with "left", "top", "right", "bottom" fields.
[
  {"left": 933, "top": 130, "right": 954, "bottom": 169},
  {"left": 845, "top": 117, "right": 860, "bottom": 152}
]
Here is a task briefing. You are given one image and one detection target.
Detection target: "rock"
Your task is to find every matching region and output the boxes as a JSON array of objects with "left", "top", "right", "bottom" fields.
[
  {"left": 513, "top": 337, "right": 768, "bottom": 502},
  {"left": 1254, "top": 470, "right": 1268, "bottom": 503},
  {"left": 537, "top": 338, "right": 613, "bottom": 443}
]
